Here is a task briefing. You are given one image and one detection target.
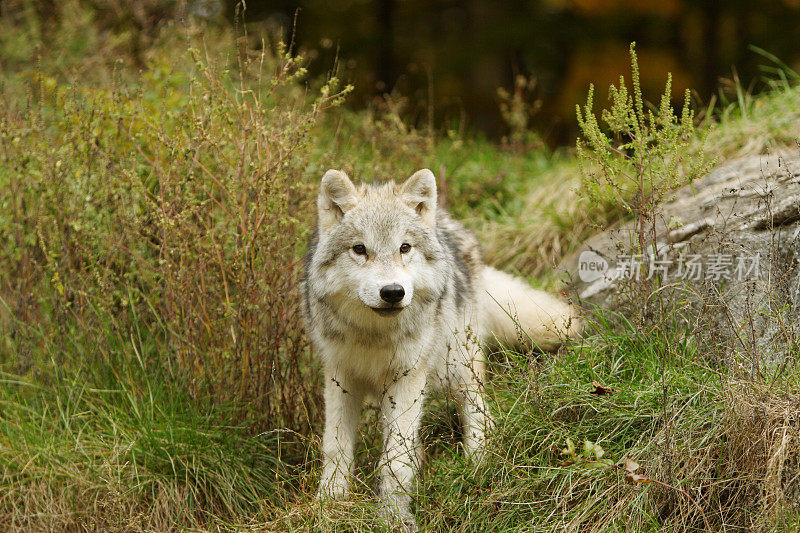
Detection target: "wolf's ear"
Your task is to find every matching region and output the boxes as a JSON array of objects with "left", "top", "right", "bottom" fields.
[
  {"left": 318, "top": 169, "right": 359, "bottom": 231},
  {"left": 400, "top": 169, "right": 437, "bottom": 226}
]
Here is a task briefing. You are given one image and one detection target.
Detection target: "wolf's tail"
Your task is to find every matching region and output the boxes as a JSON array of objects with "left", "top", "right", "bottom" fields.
[{"left": 479, "top": 267, "right": 582, "bottom": 350}]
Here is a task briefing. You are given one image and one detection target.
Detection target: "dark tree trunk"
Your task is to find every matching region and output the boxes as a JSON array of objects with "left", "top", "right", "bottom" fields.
[
  {"left": 701, "top": 0, "right": 720, "bottom": 97},
  {"left": 376, "top": 0, "right": 396, "bottom": 93}
]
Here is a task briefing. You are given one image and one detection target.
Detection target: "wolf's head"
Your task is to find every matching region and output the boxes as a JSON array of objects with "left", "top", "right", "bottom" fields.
[{"left": 310, "top": 169, "right": 445, "bottom": 319}]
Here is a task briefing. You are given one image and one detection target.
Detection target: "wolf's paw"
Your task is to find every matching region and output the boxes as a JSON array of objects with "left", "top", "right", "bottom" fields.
[
  {"left": 378, "top": 499, "right": 417, "bottom": 533},
  {"left": 465, "top": 441, "right": 489, "bottom": 464},
  {"left": 316, "top": 478, "right": 349, "bottom": 502},
  {"left": 463, "top": 427, "right": 493, "bottom": 463}
]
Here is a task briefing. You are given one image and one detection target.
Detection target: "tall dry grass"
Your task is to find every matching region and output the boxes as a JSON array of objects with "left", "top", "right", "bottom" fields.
[{"left": 0, "top": 29, "right": 351, "bottom": 435}]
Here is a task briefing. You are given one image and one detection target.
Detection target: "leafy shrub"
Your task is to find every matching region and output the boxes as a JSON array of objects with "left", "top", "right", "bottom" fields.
[
  {"left": 575, "top": 43, "right": 714, "bottom": 253},
  {"left": 0, "top": 34, "right": 350, "bottom": 436},
  {"left": 497, "top": 74, "right": 543, "bottom": 152}
]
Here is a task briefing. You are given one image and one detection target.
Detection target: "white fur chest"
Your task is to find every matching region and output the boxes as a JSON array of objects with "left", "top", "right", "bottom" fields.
[{"left": 311, "top": 297, "right": 442, "bottom": 389}]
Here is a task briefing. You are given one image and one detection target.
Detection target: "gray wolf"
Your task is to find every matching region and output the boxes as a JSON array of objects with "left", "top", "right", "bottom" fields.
[{"left": 301, "top": 169, "right": 581, "bottom": 530}]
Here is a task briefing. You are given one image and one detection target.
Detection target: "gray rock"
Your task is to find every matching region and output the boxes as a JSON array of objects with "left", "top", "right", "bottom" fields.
[{"left": 559, "top": 151, "right": 800, "bottom": 365}]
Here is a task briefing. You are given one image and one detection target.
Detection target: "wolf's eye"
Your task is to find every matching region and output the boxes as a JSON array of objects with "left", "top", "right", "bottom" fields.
[
  {"left": 399, "top": 243, "right": 411, "bottom": 254},
  {"left": 352, "top": 244, "right": 367, "bottom": 255}
]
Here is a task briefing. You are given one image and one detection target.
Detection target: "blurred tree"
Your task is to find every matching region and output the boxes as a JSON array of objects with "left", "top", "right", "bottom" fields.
[
  {"left": 7, "top": 0, "right": 798, "bottom": 143},
  {"left": 234, "top": 0, "right": 800, "bottom": 144}
]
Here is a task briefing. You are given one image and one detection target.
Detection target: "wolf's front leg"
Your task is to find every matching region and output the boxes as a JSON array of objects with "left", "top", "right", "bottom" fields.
[
  {"left": 456, "top": 357, "right": 493, "bottom": 461},
  {"left": 318, "top": 372, "right": 362, "bottom": 500},
  {"left": 377, "top": 370, "right": 426, "bottom": 532},
  {"left": 459, "top": 384, "right": 492, "bottom": 460}
]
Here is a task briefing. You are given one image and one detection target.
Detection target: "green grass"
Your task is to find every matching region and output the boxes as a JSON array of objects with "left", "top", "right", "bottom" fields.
[
  {"left": 5, "top": 312, "right": 797, "bottom": 531},
  {"left": 420, "top": 318, "right": 717, "bottom": 531},
  {"left": 1, "top": 3, "right": 800, "bottom": 531},
  {"left": 264, "top": 313, "right": 800, "bottom": 532},
  {"left": 0, "top": 305, "right": 301, "bottom": 529}
]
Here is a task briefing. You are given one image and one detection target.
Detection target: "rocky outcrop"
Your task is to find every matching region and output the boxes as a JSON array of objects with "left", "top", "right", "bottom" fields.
[{"left": 559, "top": 151, "right": 800, "bottom": 363}]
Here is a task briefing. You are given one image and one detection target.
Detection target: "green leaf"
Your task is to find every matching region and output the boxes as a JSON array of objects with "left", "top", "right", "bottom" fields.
[
  {"left": 582, "top": 440, "right": 605, "bottom": 460},
  {"left": 561, "top": 438, "right": 576, "bottom": 457}
]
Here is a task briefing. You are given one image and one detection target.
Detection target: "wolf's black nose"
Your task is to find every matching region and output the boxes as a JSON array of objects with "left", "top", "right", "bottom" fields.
[{"left": 380, "top": 284, "right": 405, "bottom": 304}]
